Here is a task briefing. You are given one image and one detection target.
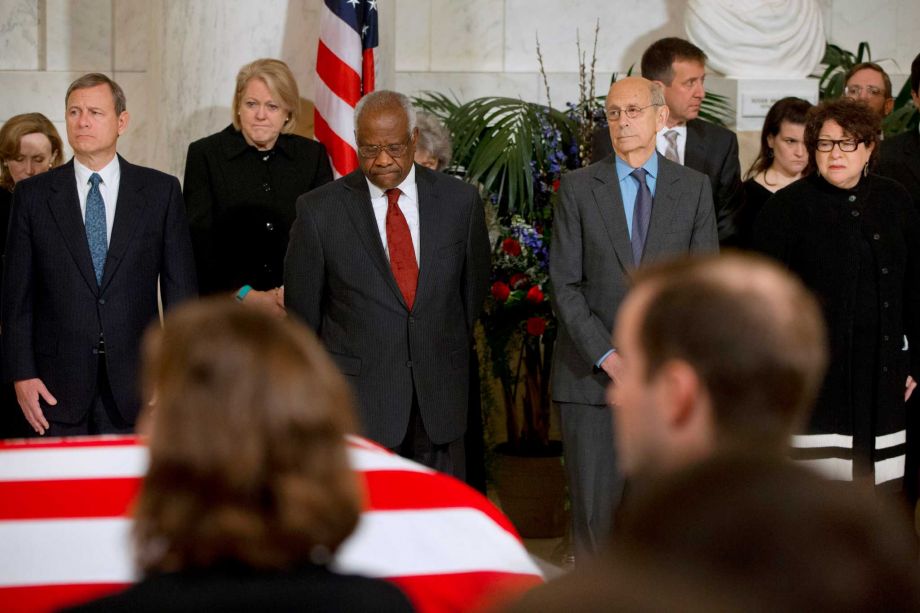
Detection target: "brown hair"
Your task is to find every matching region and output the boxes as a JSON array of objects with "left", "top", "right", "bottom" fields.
[
  {"left": 134, "top": 299, "right": 361, "bottom": 574},
  {"left": 745, "top": 97, "right": 812, "bottom": 180},
  {"left": 231, "top": 58, "right": 300, "bottom": 134},
  {"left": 66, "top": 73, "right": 127, "bottom": 115},
  {"left": 631, "top": 253, "right": 827, "bottom": 447},
  {"left": 844, "top": 61, "right": 893, "bottom": 99},
  {"left": 0, "top": 113, "right": 64, "bottom": 190},
  {"left": 640, "top": 37, "right": 707, "bottom": 85},
  {"left": 803, "top": 98, "right": 880, "bottom": 175}
]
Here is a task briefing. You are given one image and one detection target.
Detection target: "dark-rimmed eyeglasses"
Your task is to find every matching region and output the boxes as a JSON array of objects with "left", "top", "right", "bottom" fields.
[
  {"left": 605, "top": 104, "right": 661, "bottom": 121},
  {"left": 815, "top": 139, "right": 862, "bottom": 152},
  {"left": 357, "top": 141, "right": 410, "bottom": 159},
  {"left": 843, "top": 85, "right": 884, "bottom": 98}
]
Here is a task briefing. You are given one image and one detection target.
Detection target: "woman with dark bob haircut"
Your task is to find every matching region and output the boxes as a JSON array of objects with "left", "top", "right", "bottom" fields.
[
  {"left": 65, "top": 300, "right": 412, "bottom": 612},
  {"left": 733, "top": 97, "right": 811, "bottom": 247},
  {"left": 754, "top": 98, "right": 920, "bottom": 490}
]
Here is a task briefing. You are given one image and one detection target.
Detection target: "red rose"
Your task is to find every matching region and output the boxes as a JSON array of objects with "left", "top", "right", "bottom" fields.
[
  {"left": 526, "top": 285, "right": 544, "bottom": 304},
  {"left": 491, "top": 281, "right": 511, "bottom": 302},
  {"left": 509, "top": 273, "right": 529, "bottom": 289},
  {"left": 526, "top": 316, "right": 547, "bottom": 336},
  {"left": 552, "top": 179, "right": 560, "bottom": 192},
  {"left": 501, "top": 238, "right": 522, "bottom": 256}
]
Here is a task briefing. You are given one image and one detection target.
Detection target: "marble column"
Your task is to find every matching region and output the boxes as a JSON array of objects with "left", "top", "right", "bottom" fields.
[{"left": 146, "top": 0, "right": 322, "bottom": 179}]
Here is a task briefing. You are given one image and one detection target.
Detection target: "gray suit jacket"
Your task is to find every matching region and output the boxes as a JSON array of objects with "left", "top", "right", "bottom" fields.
[
  {"left": 284, "top": 165, "right": 491, "bottom": 447},
  {"left": 591, "top": 119, "right": 741, "bottom": 242},
  {"left": 550, "top": 154, "right": 719, "bottom": 406}
]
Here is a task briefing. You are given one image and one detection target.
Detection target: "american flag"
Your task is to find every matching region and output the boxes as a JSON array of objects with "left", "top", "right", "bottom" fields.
[
  {"left": 0, "top": 435, "right": 543, "bottom": 613},
  {"left": 315, "top": 0, "right": 378, "bottom": 178}
]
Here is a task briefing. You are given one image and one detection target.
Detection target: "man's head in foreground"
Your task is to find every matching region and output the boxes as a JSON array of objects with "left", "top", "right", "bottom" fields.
[{"left": 609, "top": 252, "right": 828, "bottom": 477}]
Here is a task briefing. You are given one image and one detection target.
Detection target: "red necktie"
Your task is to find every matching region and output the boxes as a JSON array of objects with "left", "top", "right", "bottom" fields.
[{"left": 385, "top": 188, "right": 418, "bottom": 309}]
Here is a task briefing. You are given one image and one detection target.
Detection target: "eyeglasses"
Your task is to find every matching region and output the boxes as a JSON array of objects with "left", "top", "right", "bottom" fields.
[
  {"left": 843, "top": 85, "right": 884, "bottom": 98},
  {"left": 605, "top": 104, "right": 661, "bottom": 121},
  {"left": 357, "top": 141, "right": 410, "bottom": 159},
  {"left": 815, "top": 139, "right": 862, "bottom": 152}
]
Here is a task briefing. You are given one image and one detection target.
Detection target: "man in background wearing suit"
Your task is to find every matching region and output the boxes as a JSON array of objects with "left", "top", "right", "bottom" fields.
[
  {"left": 551, "top": 76, "right": 718, "bottom": 560},
  {"left": 879, "top": 52, "right": 920, "bottom": 205},
  {"left": 592, "top": 38, "right": 742, "bottom": 244},
  {"left": 2, "top": 73, "right": 197, "bottom": 436},
  {"left": 284, "top": 90, "right": 490, "bottom": 480},
  {"left": 879, "top": 51, "right": 920, "bottom": 506}
]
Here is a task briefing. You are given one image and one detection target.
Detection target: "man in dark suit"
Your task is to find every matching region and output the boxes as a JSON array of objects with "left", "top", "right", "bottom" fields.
[
  {"left": 592, "top": 38, "right": 741, "bottom": 244},
  {"left": 879, "top": 52, "right": 920, "bottom": 506},
  {"left": 879, "top": 52, "right": 920, "bottom": 206},
  {"left": 284, "top": 90, "right": 490, "bottom": 480},
  {"left": 2, "top": 73, "right": 197, "bottom": 436},
  {"left": 551, "top": 76, "right": 718, "bottom": 560}
]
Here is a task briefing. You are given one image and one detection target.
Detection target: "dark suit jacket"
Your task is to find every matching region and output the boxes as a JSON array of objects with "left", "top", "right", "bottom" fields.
[
  {"left": 879, "top": 129, "right": 920, "bottom": 207},
  {"left": 1, "top": 157, "right": 197, "bottom": 425},
  {"left": 591, "top": 119, "right": 742, "bottom": 243},
  {"left": 550, "top": 154, "right": 719, "bottom": 406},
  {"left": 183, "top": 125, "right": 333, "bottom": 294},
  {"left": 284, "top": 165, "right": 491, "bottom": 446},
  {"left": 62, "top": 563, "right": 413, "bottom": 613}
]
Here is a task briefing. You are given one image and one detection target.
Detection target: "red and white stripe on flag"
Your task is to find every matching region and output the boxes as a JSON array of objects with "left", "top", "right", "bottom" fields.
[
  {"left": 0, "top": 435, "right": 543, "bottom": 613},
  {"left": 315, "top": 0, "right": 378, "bottom": 178}
]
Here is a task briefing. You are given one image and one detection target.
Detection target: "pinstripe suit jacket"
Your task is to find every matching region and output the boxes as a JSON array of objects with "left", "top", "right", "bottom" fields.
[
  {"left": 284, "top": 165, "right": 491, "bottom": 446},
  {"left": 1, "top": 157, "right": 198, "bottom": 425},
  {"left": 550, "top": 154, "right": 719, "bottom": 406}
]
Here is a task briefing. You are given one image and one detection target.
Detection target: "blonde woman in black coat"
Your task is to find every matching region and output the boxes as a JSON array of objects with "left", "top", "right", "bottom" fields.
[{"left": 183, "top": 59, "right": 332, "bottom": 314}]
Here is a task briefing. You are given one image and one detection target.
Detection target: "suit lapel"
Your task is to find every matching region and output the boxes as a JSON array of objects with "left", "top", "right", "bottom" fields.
[
  {"left": 415, "top": 166, "right": 440, "bottom": 309},
  {"left": 590, "top": 158, "right": 635, "bottom": 269},
  {"left": 342, "top": 170, "right": 408, "bottom": 308},
  {"left": 100, "top": 156, "right": 148, "bottom": 291},
  {"left": 902, "top": 131, "right": 920, "bottom": 188},
  {"left": 47, "top": 160, "right": 99, "bottom": 292},
  {"left": 643, "top": 154, "right": 679, "bottom": 262},
  {"left": 684, "top": 120, "right": 706, "bottom": 173}
]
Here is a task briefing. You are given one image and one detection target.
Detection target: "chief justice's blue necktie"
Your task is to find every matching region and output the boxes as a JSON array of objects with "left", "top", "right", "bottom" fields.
[
  {"left": 85, "top": 172, "right": 107, "bottom": 285},
  {"left": 630, "top": 167, "right": 652, "bottom": 266}
]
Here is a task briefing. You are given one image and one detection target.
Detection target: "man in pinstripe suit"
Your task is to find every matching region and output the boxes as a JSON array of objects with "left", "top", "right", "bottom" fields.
[{"left": 285, "top": 91, "right": 490, "bottom": 479}]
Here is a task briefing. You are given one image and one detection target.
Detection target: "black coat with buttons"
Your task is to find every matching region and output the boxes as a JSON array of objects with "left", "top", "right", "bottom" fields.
[
  {"left": 754, "top": 173, "right": 920, "bottom": 442},
  {"left": 183, "top": 125, "right": 333, "bottom": 294}
]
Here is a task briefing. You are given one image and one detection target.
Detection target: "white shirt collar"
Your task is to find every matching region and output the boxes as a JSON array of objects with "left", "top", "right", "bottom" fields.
[
  {"left": 658, "top": 125, "right": 687, "bottom": 139},
  {"left": 364, "top": 163, "right": 418, "bottom": 202},
  {"left": 74, "top": 155, "right": 121, "bottom": 191}
]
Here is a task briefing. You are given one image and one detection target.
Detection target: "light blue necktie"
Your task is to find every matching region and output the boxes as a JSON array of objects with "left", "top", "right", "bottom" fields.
[
  {"left": 630, "top": 168, "right": 652, "bottom": 266},
  {"left": 85, "top": 172, "right": 107, "bottom": 285}
]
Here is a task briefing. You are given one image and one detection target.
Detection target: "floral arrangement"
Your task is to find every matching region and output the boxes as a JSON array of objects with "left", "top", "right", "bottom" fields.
[{"left": 481, "top": 216, "right": 556, "bottom": 454}]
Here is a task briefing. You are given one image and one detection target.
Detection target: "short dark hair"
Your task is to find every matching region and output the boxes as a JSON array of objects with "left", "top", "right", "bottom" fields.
[
  {"left": 640, "top": 37, "right": 707, "bottom": 85},
  {"left": 746, "top": 97, "right": 812, "bottom": 179},
  {"left": 804, "top": 98, "right": 881, "bottom": 175},
  {"left": 843, "top": 62, "right": 893, "bottom": 99},
  {"left": 911, "top": 52, "right": 920, "bottom": 95},
  {"left": 65, "top": 73, "right": 127, "bottom": 115},
  {"left": 631, "top": 253, "right": 827, "bottom": 448}
]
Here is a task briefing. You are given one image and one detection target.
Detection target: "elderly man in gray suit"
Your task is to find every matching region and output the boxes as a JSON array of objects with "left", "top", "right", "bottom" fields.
[
  {"left": 550, "top": 76, "right": 719, "bottom": 560},
  {"left": 284, "top": 90, "right": 491, "bottom": 480}
]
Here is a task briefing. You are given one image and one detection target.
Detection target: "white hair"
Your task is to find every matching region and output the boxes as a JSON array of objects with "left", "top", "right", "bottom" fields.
[{"left": 353, "top": 90, "right": 417, "bottom": 138}]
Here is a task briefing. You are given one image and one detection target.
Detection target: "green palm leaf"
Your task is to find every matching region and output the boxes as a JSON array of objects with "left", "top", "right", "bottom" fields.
[{"left": 416, "top": 94, "right": 574, "bottom": 217}]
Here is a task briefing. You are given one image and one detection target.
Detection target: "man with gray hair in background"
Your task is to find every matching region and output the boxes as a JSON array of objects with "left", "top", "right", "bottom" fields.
[{"left": 285, "top": 90, "right": 490, "bottom": 480}]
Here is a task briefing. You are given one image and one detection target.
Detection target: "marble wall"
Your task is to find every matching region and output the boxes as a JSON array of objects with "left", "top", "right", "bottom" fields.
[{"left": 1, "top": 0, "right": 918, "bottom": 175}]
